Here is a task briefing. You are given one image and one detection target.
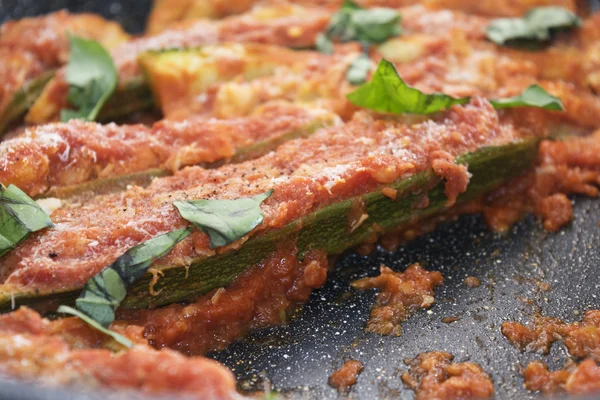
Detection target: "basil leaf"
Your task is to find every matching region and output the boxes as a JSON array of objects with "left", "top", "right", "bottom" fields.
[
  {"left": 0, "top": 185, "right": 54, "bottom": 257},
  {"left": 351, "top": 8, "right": 402, "bottom": 44},
  {"left": 60, "top": 35, "right": 118, "bottom": 122},
  {"left": 348, "top": 59, "right": 565, "bottom": 115},
  {"left": 73, "top": 228, "right": 190, "bottom": 328},
  {"left": 174, "top": 190, "right": 273, "bottom": 249},
  {"left": 341, "top": 0, "right": 361, "bottom": 10},
  {"left": 321, "top": 1, "right": 401, "bottom": 47},
  {"left": 57, "top": 305, "right": 133, "bottom": 348},
  {"left": 490, "top": 84, "right": 564, "bottom": 110},
  {"left": 347, "top": 59, "right": 469, "bottom": 114},
  {"left": 347, "top": 54, "right": 373, "bottom": 85},
  {"left": 486, "top": 6, "right": 582, "bottom": 46}
]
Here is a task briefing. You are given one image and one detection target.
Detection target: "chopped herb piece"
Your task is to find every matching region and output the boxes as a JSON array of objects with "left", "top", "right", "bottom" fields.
[
  {"left": 68, "top": 229, "right": 190, "bottom": 332},
  {"left": 486, "top": 6, "right": 582, "bottom": 46},
  {"left": 489, "top": 84, "right": 564, "bottom": 111},
  {"left": 348, "top": 59, "right": 564, "bottom": 114},
  {"left": 317, "top": 1, "right": 400, "bottom": 84},
  {"left": 0, "top": 184, "right": 53, "bottom": 257},
  {"left": 319, "top": 0, "right": 401, "bottom": 48},
  {"left": 347, "top": 59, "right": 469, "bottom": 114},
  {"left": 57, "top": 305, "right": 133, "bottom": 348},
  {"left": 346, "top": 54, "right": 373, "bottom": 85},
  {"left": 60, "top": 35, "right": 118, "bottom": 122},
  {"left": 316, "top": 33, "right": 334, "bottom": 54},
  {"left": 174, "top": 190, "right": 273, "bottom": 249}
]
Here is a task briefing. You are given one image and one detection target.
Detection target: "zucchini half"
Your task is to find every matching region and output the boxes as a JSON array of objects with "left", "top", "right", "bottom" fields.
[
  {"left": 0, "top": 71, "right": 56, "bottom": 134},
  {"left": 0, "top": 137, "right": 540, "bottom": 312},
  {"left": 39, "top": 111, "right": 336, "bottom": 200},
  {"left": 26, "top": 43, "right": 316, "bottom": 125},
  {"left": 139, "top": 44, "right": 314, "bottom": 118}
]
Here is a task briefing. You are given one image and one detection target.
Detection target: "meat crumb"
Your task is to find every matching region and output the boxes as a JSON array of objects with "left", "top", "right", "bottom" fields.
[
  {"left": 503, "top": 310, "right": 600, "bottom": 396},
  {"left": 464, "top": 276, "right": 481, "bottom": 288},
  {"left": 351, "top": 264, "right": 443, "bottom": 336},
  {"left": 482, "top": 132, "right": 600, "bottom": 233},
  {"left": 328, "top": 360, "right": 364, "bottom": 393},
  {"left": 442, "top": 316, "right": 461, "bottom": 324},
  {"left": 401, "top": 351, "right": 494, "bottom": 400},
  {"left": 523, "top": 359, "right": 600, "bottom": 396},
  {"left": 501, "top": 310, "right": 600, "bottom": 360}
]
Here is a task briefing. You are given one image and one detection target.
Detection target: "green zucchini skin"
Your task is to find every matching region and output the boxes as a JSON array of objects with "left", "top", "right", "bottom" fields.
[
  {"left": 0, "top": 73, "right": 152, "bottom": 136},
  {"left": 0, "top": 71, "right": 56, "bottom": 135},
  {"left": 98, "top": 76, "right": 155, "bottom": 121},
  {"left": 0, "top": 138, "right": 540, "bottom": 312}
]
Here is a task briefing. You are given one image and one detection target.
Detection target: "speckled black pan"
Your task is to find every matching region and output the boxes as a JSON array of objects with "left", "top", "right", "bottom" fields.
[{"left": 1, "top": 1, "right": 600, "bottom": 399}]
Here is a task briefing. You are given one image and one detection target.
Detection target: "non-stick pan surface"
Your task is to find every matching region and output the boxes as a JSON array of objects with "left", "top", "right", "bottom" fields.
[{"left": 1, "top": 2, "right": 599, "bottom": 399}]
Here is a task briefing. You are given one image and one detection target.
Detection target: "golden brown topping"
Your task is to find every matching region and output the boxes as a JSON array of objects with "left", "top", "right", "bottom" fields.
[
  {"left": 402, "top": 351, "right": 494, "bottom": 400},
  {"left": 351, "top": 264, "right": 443, "bottom": 336}
]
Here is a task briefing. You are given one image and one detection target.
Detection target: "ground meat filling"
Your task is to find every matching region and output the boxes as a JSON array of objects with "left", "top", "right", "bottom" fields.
[
  {"left": 502, "top": 310, "right": 600, "bottom": 359},
  {"left": 478, "top": 131, "right": 600, "bottom": 233},
  {"left": 401, "top": 351, "right": 494, "bottom": 400},
  {"left": 118, "top": 244, "right": 329, "bottom": 355},
  {"left": 328, "top": 360, "right": 364, "bottom": 393},
  {"left": 523, "top": 360, "right": 600, "bottom": 396},
  {"left": 503, "top": 310, "right": 600, "bottom": 396},
  {"left": 351, "top": 264, "right": 443, "bottom": 336},
  {"left": 0, "top": 308, "right": 238, "bottom": 400}
]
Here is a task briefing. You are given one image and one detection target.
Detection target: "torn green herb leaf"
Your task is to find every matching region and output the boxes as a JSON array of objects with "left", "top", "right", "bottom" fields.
[
  {"left": 72, "top": 228, "right": 190, "bottom": 329},
  {"left": 57, "top": 305, "right": 133, "bottom": 348},
  {"left": 319, "top": 0, "right": 401, "bottom": 49},
  {"left": 489, "top": 84, "right": 564, "bottom": 111},
  {"left": 346, "top": 54, "right": 373, "bottom": 85},
  {"left": 486, "top": 6, "right": 582, "bottom": 46},
  {"left": 347, "top": 59, "right": 564, "bottom": 114},
  {"left": 347, "top": 59, "right": 469, "bottom": 114},
  {"left": 60, "top": 35, "right": 118, "bottom": 122},
  {"left": 0, "top": 184, "right": 53, "bottom": 257},
  {"left": 174, "top": 190, "right": 273, "bottom": 249}
]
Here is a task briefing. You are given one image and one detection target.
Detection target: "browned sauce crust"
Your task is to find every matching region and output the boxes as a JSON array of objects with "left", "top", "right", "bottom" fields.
[
  {"left": 0, "top": 103, "right": 330, "bottom": 197},
  {"left": 0, "top": 308, "right": 238, "bottom": 399},
  {"left": 401, "top": 351, "right": 494, "bottom": 400},
  {"left": 351, "top": 264, "right": 443, "bottom": 336},
  {"left": 328, "top": 360, "right": 364, "bottom": 393}
]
